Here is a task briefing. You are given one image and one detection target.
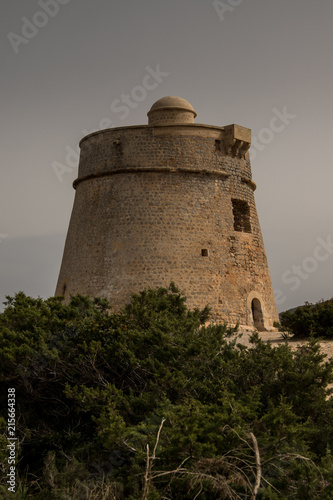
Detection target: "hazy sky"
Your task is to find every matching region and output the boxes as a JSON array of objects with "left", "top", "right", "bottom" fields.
[{"left": 1, "top": 0, "right": 333, "bottom": 313}]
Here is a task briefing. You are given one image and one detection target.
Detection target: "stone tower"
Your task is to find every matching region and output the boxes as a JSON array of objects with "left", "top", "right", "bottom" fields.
[{"left": 56, "top": 96, "right": 278, "bottom": 330}]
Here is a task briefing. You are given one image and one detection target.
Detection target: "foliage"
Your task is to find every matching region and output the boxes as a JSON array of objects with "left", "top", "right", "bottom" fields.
[
  {"left": 279, "top": 299, "right": 333, "bottom": 338},
  {"left": 0, "top": 286, "right": 333, "bottom": 498}
]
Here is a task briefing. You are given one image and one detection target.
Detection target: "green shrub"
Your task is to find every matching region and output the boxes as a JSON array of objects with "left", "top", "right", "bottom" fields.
[
  {"left": 0, "top": 286, "right": 333, "bottom": 498},
  {"left": 280, "top": 299, "right": 333, "bottom": 338}
]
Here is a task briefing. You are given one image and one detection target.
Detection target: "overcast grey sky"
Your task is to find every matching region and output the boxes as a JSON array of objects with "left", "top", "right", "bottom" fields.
[{"left": 1, "top": 0, "right": 332, "bottom": 313}]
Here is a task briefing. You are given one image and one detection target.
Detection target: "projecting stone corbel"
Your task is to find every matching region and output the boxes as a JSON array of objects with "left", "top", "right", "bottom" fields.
[
  {"left": 223, "top": 124, "right": 251, "bottom": 159},
  {"left": 239, "top": 141, "right": 251, "bottom": 157}
]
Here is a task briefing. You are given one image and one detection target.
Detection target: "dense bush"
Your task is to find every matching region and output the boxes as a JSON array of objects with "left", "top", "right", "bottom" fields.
[
  {"left": 279, "top": 299, "right": 333, "bottom": 338},
  {"left": 0, "top": 285, "right": 333, "bottom": 499}
]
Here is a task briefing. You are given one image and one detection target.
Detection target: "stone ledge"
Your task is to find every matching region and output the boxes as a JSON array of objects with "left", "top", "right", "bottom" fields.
[
  {"left": 241, "top": 177, "right": 257, "bottom": 191},
  {"left": 73, "top": 166, "right": 229, "bottom": 189}
]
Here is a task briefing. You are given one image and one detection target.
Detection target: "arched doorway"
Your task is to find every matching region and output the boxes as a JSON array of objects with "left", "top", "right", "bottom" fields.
[{"left": 251, "top": 298, "right": 265, "bottom": 331}]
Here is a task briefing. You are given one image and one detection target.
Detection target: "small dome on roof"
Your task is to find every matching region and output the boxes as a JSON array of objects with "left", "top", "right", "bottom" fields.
[
  {"left": 149, "top": 96, "right": 197, "bottom": 115},
  {"left": 147, "top": 96, "right": 197, "bottom": 126}
]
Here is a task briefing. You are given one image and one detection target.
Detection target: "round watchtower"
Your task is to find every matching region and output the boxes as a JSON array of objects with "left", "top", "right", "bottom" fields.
[{"left": 56, "top": 96, "right": 278, "bottom": 330}]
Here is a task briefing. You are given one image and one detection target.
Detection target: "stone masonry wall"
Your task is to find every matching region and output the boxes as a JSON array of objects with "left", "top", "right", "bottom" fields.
[{"left": 56, "top": 124, "right": 278, "bottom": 329}]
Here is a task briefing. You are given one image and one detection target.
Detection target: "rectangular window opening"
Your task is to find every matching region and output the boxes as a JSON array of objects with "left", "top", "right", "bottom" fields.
[
  {"left": 232, "top": 199, "right": 252, "bottom": 233},
  {"left": 201, "top": 248, "right": 209, "bottom": 257}
]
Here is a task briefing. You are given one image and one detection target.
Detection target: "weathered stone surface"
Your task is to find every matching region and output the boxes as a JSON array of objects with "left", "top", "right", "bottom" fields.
[{"left": 56, "top": 97, "right": 279, "bottom": 330}]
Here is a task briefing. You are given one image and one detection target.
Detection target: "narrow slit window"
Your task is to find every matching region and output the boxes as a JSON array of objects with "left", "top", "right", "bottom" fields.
[{"left": 232, "top": 199, "right": 251, "bottom": 233}]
